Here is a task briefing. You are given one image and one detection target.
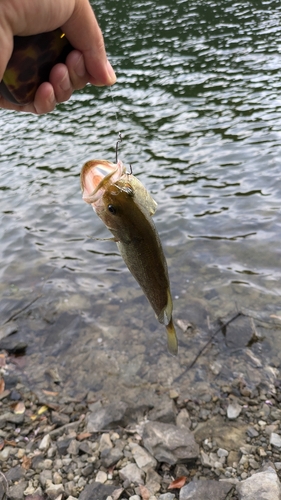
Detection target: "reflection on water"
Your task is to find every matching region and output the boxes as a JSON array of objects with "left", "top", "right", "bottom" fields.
[{"left": 1, "top": 0, "right": 281, "bottom": 400}]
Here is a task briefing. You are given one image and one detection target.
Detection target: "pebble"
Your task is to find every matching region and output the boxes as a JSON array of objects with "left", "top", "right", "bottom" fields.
[
  {"left": 96, "top": 470, "right": 108, "bottom": 483},
  {"left": 39, "top": 433, "right": 51, "bottom": 451},
  {"left": 130, "top": 442, "right": 157, "bottom": 471},
  {"left": 270, "top": 432, "right": 281, "bottom": 448},
  {"left": 142, "top": 421, "right": 199, "bottom": 464},
  {"left": 119, "top": 463, "right": 145, "bottom": 485},
  {"left": 1, "top": 366, "right": 281, "bottom": 500},
  {"left": 227, "top": 402, "right": 242, "bottom": 420}
]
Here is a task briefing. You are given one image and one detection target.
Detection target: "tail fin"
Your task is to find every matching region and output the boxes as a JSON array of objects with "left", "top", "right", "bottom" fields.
[{"left": 166, "top": 317, "right": 178, "bottom": 356}]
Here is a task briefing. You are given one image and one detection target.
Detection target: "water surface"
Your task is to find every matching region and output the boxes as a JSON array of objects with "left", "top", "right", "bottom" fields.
[{"left": 1, "top": 0, "right": 281, "bottom": 402}]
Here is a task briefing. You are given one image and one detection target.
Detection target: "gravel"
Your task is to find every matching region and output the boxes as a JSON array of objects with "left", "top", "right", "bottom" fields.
[{"left": 1, "top": 328, "right": 281, "bottom": 500}]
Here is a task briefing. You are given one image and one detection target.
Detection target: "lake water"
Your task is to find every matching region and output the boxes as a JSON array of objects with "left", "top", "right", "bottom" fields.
[{"left": 1, "top": 0, "right": 281, "bottom": 403}]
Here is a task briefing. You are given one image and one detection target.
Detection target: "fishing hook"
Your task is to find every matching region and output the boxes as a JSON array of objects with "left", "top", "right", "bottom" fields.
[{"left": 115, "top": 132, "right": 122, "bottom": 163}]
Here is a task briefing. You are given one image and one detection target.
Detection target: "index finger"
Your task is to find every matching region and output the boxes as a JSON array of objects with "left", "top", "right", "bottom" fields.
[{"left": 61, "top": 0, "right": 116, "bottom": 86}]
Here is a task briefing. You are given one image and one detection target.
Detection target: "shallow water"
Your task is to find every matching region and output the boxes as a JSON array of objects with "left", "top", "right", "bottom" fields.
[{"left": 1, "top": 0, "right": 281, "bottom": 402}]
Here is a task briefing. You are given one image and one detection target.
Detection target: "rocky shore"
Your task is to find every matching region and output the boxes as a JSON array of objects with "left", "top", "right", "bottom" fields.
[{"left": 1, "top": 347, "right": 281, "bottom": 500}]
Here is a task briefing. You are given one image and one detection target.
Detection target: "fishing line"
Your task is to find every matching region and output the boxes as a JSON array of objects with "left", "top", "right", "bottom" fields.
[
  {"left": 109, "top": 86, "right": 124, "bottom": 163},
  {"left": 109, "top": 86, "right": 120, "bottom": 131}
]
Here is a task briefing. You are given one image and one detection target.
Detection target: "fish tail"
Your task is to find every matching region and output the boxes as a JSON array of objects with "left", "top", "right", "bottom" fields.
[{"left": 166, "top": 317, "right": 178, "bottom": 356}]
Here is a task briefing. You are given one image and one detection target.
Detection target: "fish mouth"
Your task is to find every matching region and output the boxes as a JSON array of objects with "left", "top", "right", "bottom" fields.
[{"left": 80, "top": 159, "right": 126, "bottom": 205}]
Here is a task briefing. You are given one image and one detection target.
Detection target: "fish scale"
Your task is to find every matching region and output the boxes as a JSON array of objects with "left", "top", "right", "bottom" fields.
[{"left": 80, "top": 159, "right": 178, "bottom": 355}]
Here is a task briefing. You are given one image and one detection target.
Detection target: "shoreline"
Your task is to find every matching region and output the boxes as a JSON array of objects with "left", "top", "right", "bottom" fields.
[{"left": 1, "top": 348, "right": 281, "bottom": 500}]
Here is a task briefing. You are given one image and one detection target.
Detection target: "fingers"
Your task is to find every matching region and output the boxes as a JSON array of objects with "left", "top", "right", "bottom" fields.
[
  {"left": 0, "top": 53, "right": 92, "bottom": 114},
  {"left": 0, "top": 0, "right": 116, "bottom": 114},
  {"left": 0, "top": 83, "right": 56, "bottom": 114},
  {"left": 62, "top": 0, "right": 116, "bottom": 86},
  {"left": 0, "top": 30, "right": 13, "bottom": 81},
  {"left": 65, "top": 50, "right": 89, "bottom": 90}
]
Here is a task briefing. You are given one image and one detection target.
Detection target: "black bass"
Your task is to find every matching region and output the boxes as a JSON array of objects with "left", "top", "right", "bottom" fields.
[{"left": 80, "top": 159, "right": 178, "bottom": 355}]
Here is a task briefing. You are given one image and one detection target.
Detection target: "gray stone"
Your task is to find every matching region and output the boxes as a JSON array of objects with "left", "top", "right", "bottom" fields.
[
  {"left": 179, "top": 479, "right": 234, "bottom": 500},
  {"left": 159, "top": 494, "right": 176, "bottom": 500},
  {"left": 57, "top": 438, "right": 72, "bottom": 456},
  {"left": 79, "top": 441, "right": 93, "bottom": 455},
  {"left": 39, "top": 470, "right": 53, "bottom": 488},
  {"left": 249, "top": 458, "right": 260, "bottom": 469},
  {"left": 79, "top": 481, "right": 116, "bottom": 500},
  {"left": 39, "top": 433, "right": 51, "bottom": 452},
  {"left": 270, "top": 433, "right": 281, "bottom": 448},
  {"left": 143, "top": 421, "right": 199, "bottom": 465},
  {"left": 5, "top": 465, "right": 25, "bottom": 482},
  {"left": 217, "top": 448, "right": 228, "bottom": 458},
  {"left": 100, "top": 446, "right": 124, "bottom": 468},
  {"left": 0, "top": 476, "right": 7, "bottom": 500},
  {"left": 111, "top": 488, "right": 125, "bottom": 500},
  {"left": 247, "top": 427, "right": 259, "bottom": 438},
  {"left": 236, "top": 465, "right": 281, "bottom": 500},
  {"left": 176, "top": 409, "right": 191, "bottom": 429},
  {"left": 51, "top": 410, "right": 70, "bottom": 426},
  {"left": 53, "top": 471, "right": 62, "bottom": 484},
  {"left": 200, "top": 450, "right": 215, "bottom": 468},
  {"left": 45, "top": 481, "right": 64, "bottom": 500},
  {"left": 81, "top": 464, "right": 94, "bottom": 477},
  {"left": 7, "top": 480, "right": 27, "bottom": 500},
  {"left": 96, "top": 471, "right": 107, "bottom": 484},
  {"left": 86, "top": 402, "right": 127, "bottom": 432},
  {"left": 148, "top": 398, "right": 177, "bottom": 424},
  {"left": 119, "top": 463, "right": 145, "bottom": 485},
  {"left": 0, "top": 412, "right": 24, "bottom": 429},
  {"left": 0, "top": 447, "right": 11, "bottom": 461},
  {"left": 227, "top": 402, "right": 242, "bottom": 420},
  {"left": 145, "top": 468, "right": 161, "bottom": 493},
  {"left": 130, "top": 443, "right": 157, "bottom": 471},
  {"left": 67, "top": 439, "right": 80, "bottom": 455},
  {"left": 99, "top": 433, "right": 113, "bottom": 453},
  {"left": 0, "top": 321, "right": 17, "bottom": 340},
  {"left": 31, "top": 453, "right": 45, "bottom": 470},
  {"left": 65, "top": 480, "right": 78, "bottom": 497},
  {"left": 225, "top": 315, "right": 256, "bottom": 349}
]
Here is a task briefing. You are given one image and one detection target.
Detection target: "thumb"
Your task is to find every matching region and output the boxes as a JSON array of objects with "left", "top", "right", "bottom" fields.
[
  {"left": 0, "top": 31, "right": 13, "bottom": 81},
  {"left": 62, "top": 0, "right": 116, "bottom": 86}
]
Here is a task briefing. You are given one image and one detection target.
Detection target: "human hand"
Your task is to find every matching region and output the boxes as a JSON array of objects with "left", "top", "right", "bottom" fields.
[{"left": 0, "top": 0, "right": 116, "bottom": 114}]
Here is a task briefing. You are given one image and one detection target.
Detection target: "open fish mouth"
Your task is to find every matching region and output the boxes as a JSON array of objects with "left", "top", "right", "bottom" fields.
[{"left": 81, "top": 160, "right": 125, "bottom": 205}]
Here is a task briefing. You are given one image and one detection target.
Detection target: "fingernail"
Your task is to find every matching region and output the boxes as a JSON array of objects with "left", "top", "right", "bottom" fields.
[
  {"left": 48, "top": 88, "right": 56, "bottom": 108},
  {"left": 75, "top": 55, "right": 86, "bottom": 78},
  {"left": 106, "top": 60, "right": 116, "bottom": 84},
  {"left": 60, "top": 72, "right": 71, "bottom": 92}
]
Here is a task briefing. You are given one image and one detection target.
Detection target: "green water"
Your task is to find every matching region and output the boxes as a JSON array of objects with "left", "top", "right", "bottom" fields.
[{"left": 0, "top": 0, "right": 281, "bottom": 400}]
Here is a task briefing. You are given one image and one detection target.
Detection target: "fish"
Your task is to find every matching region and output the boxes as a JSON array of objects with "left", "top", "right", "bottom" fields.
[{"left": 80, "top": 159, "right": 178, "bottom": 355}]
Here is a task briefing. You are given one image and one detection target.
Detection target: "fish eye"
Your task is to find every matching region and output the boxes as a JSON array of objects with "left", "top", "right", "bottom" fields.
[{"left": 108, "top": 204, "right": 117, "bottom": 214}]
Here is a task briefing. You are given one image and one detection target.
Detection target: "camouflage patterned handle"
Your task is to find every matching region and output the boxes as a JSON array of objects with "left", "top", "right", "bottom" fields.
[{"left": 0, "top": 29, "right": 73, "bottom": 105}]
